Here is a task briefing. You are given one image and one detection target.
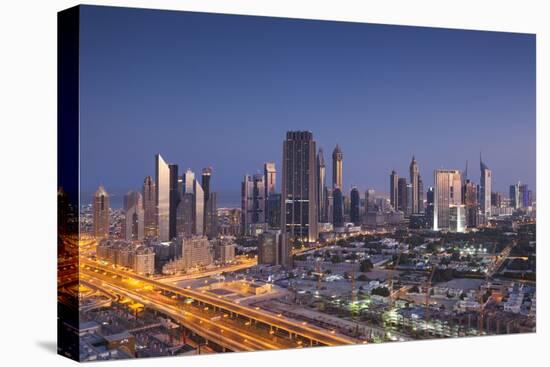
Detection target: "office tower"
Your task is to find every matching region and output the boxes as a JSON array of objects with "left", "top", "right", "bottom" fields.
[
  {"left": 333, "top": 188, "right": 344, "bottom": 227},
  {"left": 449, "top": 205, "right": 466, "bottom": 233},
  {"left": 406, "top": 183, "right": 413, "bottom": 216},
  {"left": 426, "top": 187, "right": 435, "bottom": 226},
  {"left": 176, "top": 192, "right": 194, "bottom": 238},
  {"left": 433, "top": 169, "right": 462, "bottom": 230},
  {"left": 193, "top": 179, "right": 204, "bottom": 236},
  {"left": 480, "top": 154, "right": 492, "bottom": 218},
  {"left": 390, "top": 170, "right": 399, "bottom": 211},
  {"left": 266, "top": 193, "right": 281, "bottom": 229},
  {"left": 181, "top": 236, "right": 213, "bottom": 270},
  {"left": 418, "top": 176, "right": 424, "bottom": 213},
  {"left": 258, "top": 230, "right": 281, "bottom": 265},
  {"left": 409, "top": 156, "right": 419, "bottom": 213},
  {"left": 463, "top": 179, "right": 478, "bottom": 228},
  {"left": 123, "top": 191, "right": 144, "bottom": 241},
  {"left": 519, "top": 183, "right": 529, "bottom": 208},
  {"left": 183, "top": 169, "right": 195, "bottom": 194},
  {"left": 365, "top": 188, "right": 375, "bottom": 213},
  {"left": 142, "top": 176, "right": 157, "bottom": 237},
  {"left": 332, "top": 144, "right": 343, "bottom": 189},
  {"left": 350, "top": 187, "right": 361, "bottom": 225},
  {"left": 205, "top": 192, "right": 218, "bottom": 239},
  {"left": 510, "top": 183, "right": 519, "bottom": 209},
  {"left": 92, "top": 185, "right": 110, "bottom": 239},
  {"left": 316, "top": 149, "right": 326, "bottom": 222},
  {"left": 201, "top": 167, "right": 212, "bottom": 231},
  {"left": 264, "top": 162, "right": 276, "bottom": 196},
  {"left": 155, "top": 154, "right": 170, "bottom": 242},
  {"left": 491, "top": 192, "right": 503, "bottom": 208},
  {"left": 242, "top": 174, "right": 266, "bottom": 235},
  {"left": 168, "top": 164, "right": 180, "bottom": 240},
  {"left": 397, "top": 177, "right": 407, "bottom": 213},
  {"left": 281, "top": 131, "right": 318, "bottom": 246},
  {"left": 325, "top": 187, "right": 334, "bottom": 225}
]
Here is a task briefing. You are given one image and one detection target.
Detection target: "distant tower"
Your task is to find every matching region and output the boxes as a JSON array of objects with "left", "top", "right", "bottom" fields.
[
  {"left": 350, "top": 187, "right": 361, "bottom": 225},
  {"left": 480, "top": 154, "right": 492, "bottom": 219},
  {"left": 433, "top": 169, "right": 463, "bottom": 231},
  {"left": 390, "top": 170, "right": 399, "bottom": 211},
  {"left": 155, "top": 154, "right": 170, "bottom": 242},
  {"left": 409, "top": 156, "right": 419, "bottom": 213},
  {"left": 142, "top": 176, "right": 157, "bottom": 237},
  {"left": 168, "top": 164, "right": 180, "bottom": 240},
  {"left": 92, "top": 185, "right": 110, "bottom": 239},
  {"left": 397, "top": 177, "right": 407, "bottom": 213},
  {"left": 202, "top": 167, "right": 213, "bottom": 234},
  {"left": 123, "top": 191, "right": 144, "bottom": 241},
  {"left": 333, "top": 188, "right": 344, "bottom": 227},
  {"left": 264, "top": 162, "right": 276, "bottom": 196},
  {"left": 281, "top": 131, "right": 318, "bottom": 251},
  {"left": 317, "top": 149, "right": 326, "bottom": 222},
  {"left": 332, "top": 144, "right": 343, "bottom": 189},
  {"left": 241, "top": 174, "right": 266, "bottom": 235}
]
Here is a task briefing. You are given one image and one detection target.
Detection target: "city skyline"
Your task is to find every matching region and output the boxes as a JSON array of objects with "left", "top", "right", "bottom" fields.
[{"left": 79, "top": 6, "right": 535, "bottom": 196}]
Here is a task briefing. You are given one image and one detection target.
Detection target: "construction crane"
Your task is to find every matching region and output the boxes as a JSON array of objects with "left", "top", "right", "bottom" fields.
[{"left": 424, "top": 266, "right": 437, "bottom": 337}]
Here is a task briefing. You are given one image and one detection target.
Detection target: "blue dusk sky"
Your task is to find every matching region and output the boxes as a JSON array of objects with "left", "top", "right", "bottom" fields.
[{"left": 79, "top": 5, "right": 536, "bottom": 206}]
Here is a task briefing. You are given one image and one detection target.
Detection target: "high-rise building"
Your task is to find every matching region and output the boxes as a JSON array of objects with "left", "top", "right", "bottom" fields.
[
  {"left": 266, "top": 193, "right": 281, "bottom": 229},
  {"left": 193, "top": 179, "right": 204, "bottom": 236},
  {"left": 350, "top": 187, "right": 360, "bottom": 225},
  {"left": 480, "top": 154, "right": 492, "bottom": 218},
  {"left": 202, "top": 167, "right": 212, "bottom": 233},
  {"left": 325, "top": 187, "right": 333, "bottom": 225},
  {"left": 406, "top": 183, "right": 413, "bottom": 216},
  {"left": 93, "top": 185, "right": 110, "bottom": 239},
  {"left": 168, "top": 164, "right": 180, "bottom": 240},
  {"left": 333, "top": 188, "right": 344, "bottom": 227},
  {"left": 142, "top": 176, "right": 157, "bottom": 237},
  {"left": 418, "top": 176, "right": 424, "bottom": 214},
  {"left": 316, "top": 149, "right": 326, "bottom": 222},
  {"left": 264, "top": 162, "right": 276, "bottom": 196},
  {"left": 433, "top": 169, "right": 462, "bottom": 230},
  {"left": 390, "top": 170, "right": 399, "bottom": 211},
  {"left": 155, "top": 154, "right": 170, "bottom": 242},
  {"left": 519, "top": 183, "right": 529, "bottom": 208},
  {"left": 332, "top": 144, "right": 343, "bottom": 189},
  {"left": 365, "top": 188, "right": 376, "bottom": 213},
  {"left": 176, "top": 192, "right": 194, "bottom": 238},
  {"left": 463, "top": 179, "right": 478, "bottom": 228},
  {"left": 409, "top": 156, "right": 419, "bottom": 213},
  {"left": 397, "top": 177, "right": 408, "bottom": 213},
  {"left": 258, "top": 230, "right": 281, "bottom": 266},
  {"left": 426, "top": 187, "right": 435, "bottom": 226},
  {"left": 123, "top": 191, "right": 144, "bottom": 241},
  {"left": 281, "top": 131, "right": 318, "bottom": 246},
  {"left": 242, "top": 174, "right": 266, "bottom": 235}
]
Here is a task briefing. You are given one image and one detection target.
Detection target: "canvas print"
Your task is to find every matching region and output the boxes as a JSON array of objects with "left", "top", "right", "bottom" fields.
[{"left": 57, "top": 5, "right": 536, "bottom": 362}]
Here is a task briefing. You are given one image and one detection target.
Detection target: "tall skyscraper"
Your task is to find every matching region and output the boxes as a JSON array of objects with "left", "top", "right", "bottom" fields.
[
  {"left": 155, "top": 154, "right": 170, "bottom": 242},
  {"left": 480, "top": 154, "right": 492, "bottom": 218},
  {"left": 350, "top": 187, "right": 360, "bottom": 225},
  {"left": 142, "top": 176, "right": 157, "bottom": 237},
  {"left": 93, "top": 185, "right": 110, "bottom": 239},
  {"left": 333, "top": 188, "right": 344, "bottom": 227},
  {"left": 264, "top": 162, "right": 276, "bottom": 196},
  {"left": 332, "top": 144, "right": 343, "bottom": 189},
  {"left": 406, "top": 183, "right": 413, "bottom": 216},
  {"left": 281, "top": 131, "right": 318, "bottom": 251},
  {"left": 266, "top": 193, "right": 281, "bottom": 229},
  {"left": 390, "top": 170, "right": 399, "bottom": 211},
  {"left": 201, "top": 167, "right": 212, "bottom": 200},
  {"left": 242, "top": 174, "right": 266, "bottom": 235},
  {"left": 193, "top": 179, "right": 205, "bottom": 236},
  {"left": 168, "top": 164, "right": 180, "bottom": 240},
  {"left": 202, "top": 167, "right": 213, "bottom": 236},
  {"left": 409, "top": 156, "right": 419, "bottom": 213},
  {"left": 123, "top": 191, "right": 144, "bottom": 241},
  {"left": 433, "top": 169, "right": 462, "bottom": 230},
  {"left": 463, "top": 179, "right": 478, "bottom": 227},
  {"left": 397, "top": 177, "right": 408, "bottom": 213},
  {"left": 316, "top": 148, "right": 326, "bottom": 222},
  {"left": 417, "top": 176, "right": 424, "bottom": 214},
  {"left": 365, "top": 188, "right": 376, "bottom": 213},
  {"left": 426, "top": 187, "right": 435, "bottom": 226}
]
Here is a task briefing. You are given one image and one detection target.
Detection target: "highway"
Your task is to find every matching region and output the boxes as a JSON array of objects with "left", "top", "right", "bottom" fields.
[{"left": 81, "top": 258, "right": 359, "bottom": 348}]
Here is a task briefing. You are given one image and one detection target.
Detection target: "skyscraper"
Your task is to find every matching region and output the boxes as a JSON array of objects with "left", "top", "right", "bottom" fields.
[
  {"left": 281, "top": 131, "right": 318, "bottom": 250},
  {"left": 365, "top": 188, "right": 376, "bottom": 213},
  {"left": 193, "top": 179, "right": 205, "bottom": 236},
  {"left": 93, "top": 185, "right": 110, "bottom": 239},
  {"left": 350, "top": 187, "right": 360, "bottom": 225},
  {"left": 409, "top": 156, "right": 419, "bottom": 213},
  {"left": 333, "top": 188, "right": 344, "bottom": 227},
  {"left": 123, "top": 191, "right": 144, "bottom": 241},
  {"left": 397, "top": 177, "right": 408, "bottom": 213},
  {"left": 202, "top": 167, "right": 214, "bottom": 236},
  {"left": 426, "top": 187, "right": 435, "bottom": 226},
  {"left": 142, "top": 176, "right": 157, "bottom": 237},
  {"left": 155, "top": 154, "right": 170, "bottom": 242},
  {"left": 242, "top": 174, "right": 266, "bottom": 235},
  {"left": 418, "top": 176, "right": 424, "bottom": 214},
  {"left": 264, "top": 162, "right": 276, "bottom": 196},
  {"left": 316, "top": 148, "right": 326, "bottom": 222},
  {"left": 169, "top": 164, "right": 180, "bottom": 240},
  {"left": 480, "top": 154, "right": 492, "bottom": 219},
  {"left": 390, "top": 170, "right": 399, "bottom": 211},
  {"left": 433, "top": 169, "right": 462, "bottom": 230},
  {"left": 332, "top": 144, "right": 343, "bottom": 189},
  {"left": 463, "top": 179, "right": 478, "bottom": 228}
]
